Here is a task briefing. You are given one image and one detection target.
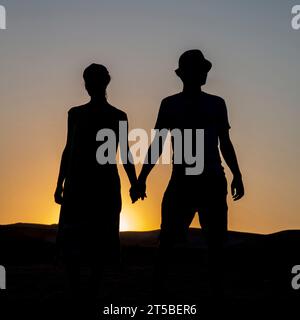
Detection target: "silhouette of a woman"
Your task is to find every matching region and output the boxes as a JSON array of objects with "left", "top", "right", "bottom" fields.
[{"left": 54, "top": 64, "right": 139, "bottom": 303}]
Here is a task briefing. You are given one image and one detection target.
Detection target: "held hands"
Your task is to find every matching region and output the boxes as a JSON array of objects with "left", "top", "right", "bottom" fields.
[
  {"left": 231, "top": 174, "right": 244, "bottom": 201},
  {"left": 129, "top": 178, "right": 147, "bottom": 203},
  {"left": 54, "top": 185, "right": 64, "bottom": 205},
  {"left": 131, "top": 174, "right": 245, "bottom": 203}
]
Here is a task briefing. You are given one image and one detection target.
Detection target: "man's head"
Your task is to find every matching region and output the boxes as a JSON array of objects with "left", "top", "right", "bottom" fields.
[
  {"left": 175, "top": 49, "right": 212, "bottom": 86},
  {"left": 83, "top": 63, "right": 111, "bottom": 98}
]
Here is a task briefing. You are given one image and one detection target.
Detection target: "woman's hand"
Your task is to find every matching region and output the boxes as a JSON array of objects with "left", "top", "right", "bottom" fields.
[{"left": 129, "top": 184, "right": 140, "bottom": 203}]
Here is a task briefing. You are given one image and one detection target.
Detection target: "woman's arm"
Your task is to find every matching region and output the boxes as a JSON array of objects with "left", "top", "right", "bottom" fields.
[
  {"left": 123, "top": 153, "right": 140, "bottom": 203},
  {"left": 54, "top": 110, "right": 73, "bottom": 204},
  {"left": 120, "top": 116, "right": 141, "bottom": 203}
]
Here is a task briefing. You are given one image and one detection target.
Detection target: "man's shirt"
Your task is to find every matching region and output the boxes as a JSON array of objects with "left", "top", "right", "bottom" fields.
[{"left": 154, "top": 91, "right": 230, "bottom": 176}]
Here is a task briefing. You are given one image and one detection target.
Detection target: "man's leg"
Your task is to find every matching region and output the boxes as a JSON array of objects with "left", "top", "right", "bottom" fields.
[
  {"left": 153, "top": 183, "right": 194, "bottom": 297},
  {"left": 198, "top": 176, "right": 228, "bottom": 297}
]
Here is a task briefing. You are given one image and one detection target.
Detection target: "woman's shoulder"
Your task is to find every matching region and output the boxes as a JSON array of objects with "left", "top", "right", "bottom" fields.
[
  {"left": 67, "top": 105, "right": 91, "bottom": 122},
  {"left": 68, "top": 104, "right": 88, "bottom": 115},
  {"left": 107, "top": 103, "right": 127, "bottom": 120},
  {"left": 67, "top": 103, "right": 127, "bottom": 121}
]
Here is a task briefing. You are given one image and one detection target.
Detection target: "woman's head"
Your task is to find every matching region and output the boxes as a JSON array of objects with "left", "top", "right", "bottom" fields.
[{"left": 83, "top": 63, "right": 111, "bottom": 98}]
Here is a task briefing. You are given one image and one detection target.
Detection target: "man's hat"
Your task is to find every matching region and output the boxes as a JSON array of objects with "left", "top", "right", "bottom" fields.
[{"left": 176, "top": 49, "right": 212, "bottom": 74}]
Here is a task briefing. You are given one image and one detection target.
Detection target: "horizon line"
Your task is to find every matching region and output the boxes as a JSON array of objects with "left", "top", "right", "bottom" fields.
[{"left": 1, "top": 222, "right": 300, "bottom": 236}]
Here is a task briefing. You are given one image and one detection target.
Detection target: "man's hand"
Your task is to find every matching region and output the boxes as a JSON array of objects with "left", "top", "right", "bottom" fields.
[
  {"left": 231, "top": 175, "right": 244, "bottom": 201},
  {"left": 137, "top": 177, "right": 147, "bottom": 200},
  {"left": 129, "top": 177, "right": 147, "bottom": 203},
  {"left": 54, "top": 185, "right": 64, "bottom": 205}
]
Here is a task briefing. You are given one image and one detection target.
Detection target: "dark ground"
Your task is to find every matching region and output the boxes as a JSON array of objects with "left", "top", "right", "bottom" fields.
[{"left": 0, "top": 224, "right": 299, "bottom": 319}]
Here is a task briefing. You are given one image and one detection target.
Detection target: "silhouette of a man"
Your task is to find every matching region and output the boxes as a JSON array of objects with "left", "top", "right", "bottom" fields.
[{"left": 137, "top": 49, "right": 244, "bottom": 294}]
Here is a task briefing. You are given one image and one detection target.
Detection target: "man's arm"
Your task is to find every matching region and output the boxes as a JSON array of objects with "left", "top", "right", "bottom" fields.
[
  {"left": 138, "top": 130, "right": 168, "bottom": 199},
  {"left": 219, "top": 130, "right": 244, "bottom": 201},
  {"left": 138, "top": 99, "right": 169, "bottom": 199}
]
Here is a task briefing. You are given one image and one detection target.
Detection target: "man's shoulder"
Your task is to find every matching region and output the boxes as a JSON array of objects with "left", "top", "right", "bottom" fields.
[
  {"left": 161, "top": 92, "right": 183, "bottom": 105},
  {"left": 162, "top": 92, "right": 225, "bottom": 104},
  {"left": 201, "top": 91, "right": 225, "bottom": 105}
]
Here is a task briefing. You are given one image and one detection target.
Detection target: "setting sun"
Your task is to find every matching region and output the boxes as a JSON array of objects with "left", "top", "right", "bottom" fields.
[{"left": 120, "top": 211, "right": 131, "bottom": 231}]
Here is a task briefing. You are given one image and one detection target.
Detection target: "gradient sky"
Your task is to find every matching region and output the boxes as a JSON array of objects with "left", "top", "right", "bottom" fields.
[{"left": 0, "top": 0, "right": 299, "bottom": 233}]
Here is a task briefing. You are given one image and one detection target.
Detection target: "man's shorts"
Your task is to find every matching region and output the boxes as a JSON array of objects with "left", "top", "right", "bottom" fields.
[{"left": 160, "top": 172, "right": 228, "bottom": 247}]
